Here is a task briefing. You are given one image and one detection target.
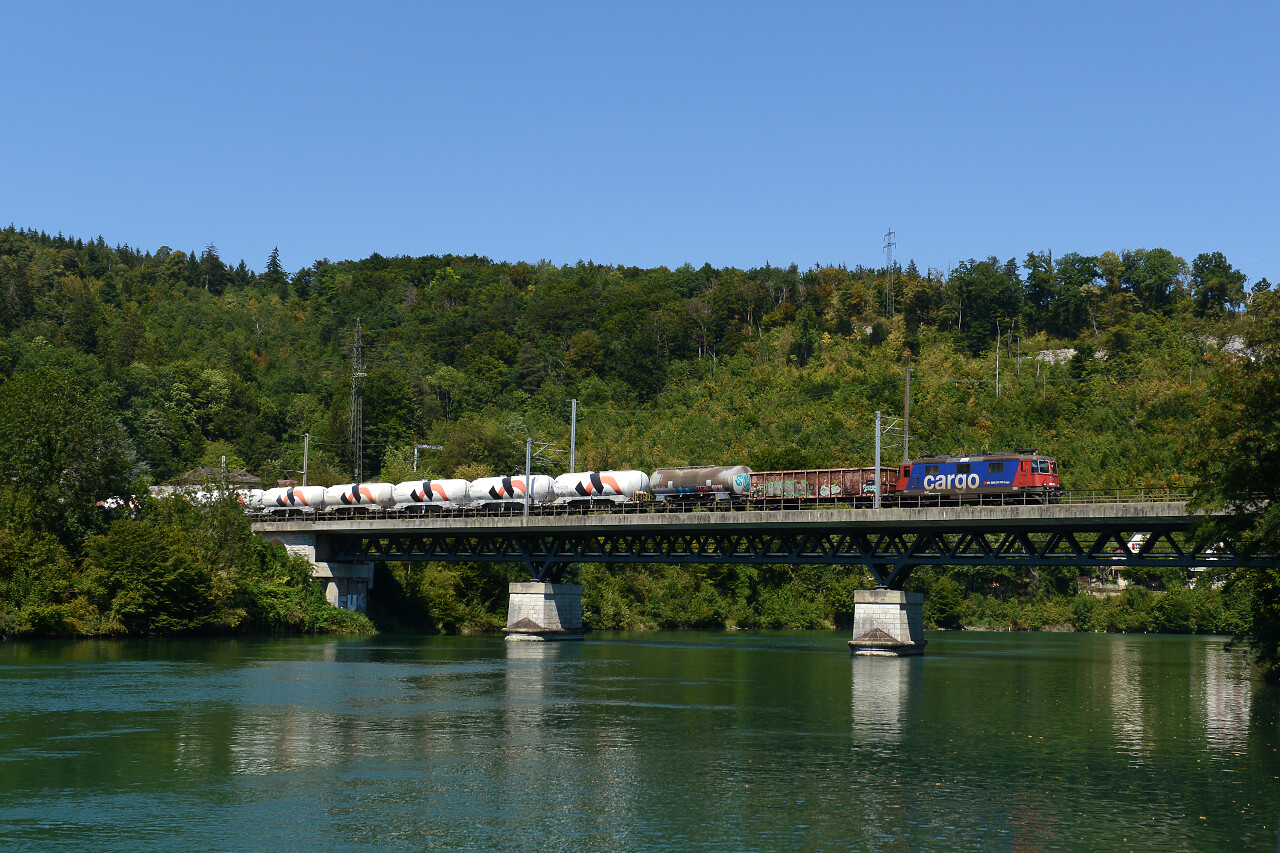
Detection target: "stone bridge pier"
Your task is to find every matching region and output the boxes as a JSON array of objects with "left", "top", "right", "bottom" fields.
[
  {"left": 263, "top": 530, "right": 375, "bottom": 612},
  {"left": 503, "top": 582, "right": 584, "bottom": 641},
  {"left": 848, "top": 589, "right": 927, "bottom": 656}
]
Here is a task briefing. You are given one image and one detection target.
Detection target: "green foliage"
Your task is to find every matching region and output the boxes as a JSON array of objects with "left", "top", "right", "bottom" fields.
[
  {"left": 0, "top": 366, "right": 135, "bottom": 544},
  {"left": 926, "top": 577, "right": 966, "bottom": 629},
  {"left": 0, "top": 224, "right": 1270, "bottom": 643},
  {"left": 824, "top": 573, "right": 873, "bottom": 628},
  {"left": 80, "top": 519, "right": 215, "bottom": 633},
  {"left": 0, "top": 493, "right": 371, "bottom": 638},
  {"left": 369, "top": 561, "right": 516, "bottom": 633},
  {"left": 1191, "top": 251, "right": 1247, "bottom": 317},
  {"left": 948, "top": 257, "right": 1023, "bottom": 356},
  {"left": 1189, "top": 288, "right": 1280, "bottom": 680}
]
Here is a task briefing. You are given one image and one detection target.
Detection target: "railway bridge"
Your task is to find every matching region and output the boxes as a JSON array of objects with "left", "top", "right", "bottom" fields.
[{"left": 250, "top": 495, "right": 1239, "bottom": 655}]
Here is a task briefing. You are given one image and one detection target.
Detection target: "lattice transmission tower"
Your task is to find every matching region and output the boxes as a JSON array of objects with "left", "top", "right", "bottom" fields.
[
  {"left": 883, "top": 227, "right": 896, "bottom": 318},
  {"left": 349, "top": 318, "right": 366, "bottom": 482}
]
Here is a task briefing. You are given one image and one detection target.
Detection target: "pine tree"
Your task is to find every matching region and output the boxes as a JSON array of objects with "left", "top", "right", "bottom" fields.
[{"left": 263, "top": 246, "right": 288, "bottom": 298}]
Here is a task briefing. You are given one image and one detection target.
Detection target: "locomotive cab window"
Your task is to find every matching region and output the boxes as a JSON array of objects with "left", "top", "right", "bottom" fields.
[
  {"left": 988, "top": 462, "right": 1004, "bottom": 473},
  {"left": 1033, "top": 460, "right": 1050, "bottom": 474},
  {"left": 956, "top": 463, "right": 971, "bottom": 474}
]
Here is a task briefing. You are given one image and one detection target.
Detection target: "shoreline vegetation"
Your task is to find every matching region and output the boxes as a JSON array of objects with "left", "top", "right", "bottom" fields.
[
  {"left": 372, "top": 561, "right": 1250, "bottom": 639},
  {"left": 0, "top": 226, "right": 1275, "bottom": 675}
]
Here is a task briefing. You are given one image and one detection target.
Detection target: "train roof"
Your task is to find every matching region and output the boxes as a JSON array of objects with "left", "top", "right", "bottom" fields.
[{"left": 907, "top": 451, "right": 1053, "bottom": 464}]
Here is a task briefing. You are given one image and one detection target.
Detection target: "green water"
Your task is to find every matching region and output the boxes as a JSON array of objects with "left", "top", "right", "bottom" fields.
[{"left": 0, "top": 631, "right": 1274, "bottom": 852}]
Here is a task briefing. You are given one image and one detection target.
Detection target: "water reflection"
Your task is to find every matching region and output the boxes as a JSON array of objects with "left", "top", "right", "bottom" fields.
[
  {"left": 0, "top": 633, "right": 1275, "bottom": 852},
  {"left": 229, "top": 712, "right": 345, "bottom": 775},
  {"left": 501, "top": 640, "right": 643, "bottom": 846},
  {"left": 850, "top": 655, "right": 921, "bottom": 745},
  {"left": 503, "top": 641, "right": 563, "bottom": 733},
  {"left": 503, "top": 639, "right": 583, "bottom": 778},
  {"left": 1199, "top": 641, "right": 1251, "bottom": 754},
  {"left": 1109, "top": 638, "right": 1149, "bottom": 762}
]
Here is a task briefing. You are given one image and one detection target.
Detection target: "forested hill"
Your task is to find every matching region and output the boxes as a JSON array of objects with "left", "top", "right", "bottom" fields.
[
  {"left": 0, "top": 226, "right": 1261, "bottom": 494},
  {"left": 0, "top": 225, "right": 1274, "bottom": 643}
]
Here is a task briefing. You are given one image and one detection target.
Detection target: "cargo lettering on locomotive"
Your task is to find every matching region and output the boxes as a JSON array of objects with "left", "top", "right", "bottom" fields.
[{"left": 922, "top": 473, "right": 981, "bottom": 490}]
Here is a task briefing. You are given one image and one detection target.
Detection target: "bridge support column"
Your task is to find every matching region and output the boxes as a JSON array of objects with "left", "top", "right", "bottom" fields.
[
  {"left": 310, "top": 560, "right": 375, "bottom": 612},
  {"left": 849, "top": 589, "right": 926, "bottom": 656},
  {"left": 264, "top": 531, "right": 374, "bottom": 612},
  {"left": 503, "top": 582, "right": 584, "bottom": 641}
]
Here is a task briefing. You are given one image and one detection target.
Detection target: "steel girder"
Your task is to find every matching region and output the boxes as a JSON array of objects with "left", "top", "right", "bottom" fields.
[{"left": 324, "top": 520, "right": 1242, "bottom": 587}]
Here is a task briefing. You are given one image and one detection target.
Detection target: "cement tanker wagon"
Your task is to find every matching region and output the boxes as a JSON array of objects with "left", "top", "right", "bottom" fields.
[
  {"left": 650, "top": 465, "right": 752, "bottom": 504},
  {"left": 469, "top": 475, "right": 555, "bottom": 508},
  {"left": 553, "top": 470, "right": 651, "bottom": 504},
  {"left": 235, "top": 488, "right": 265, "bottom": 511},
  {"left": 262, "top": 485, "right": 327, "bottom": 513},
  {"left": 393, "top": 478, "right": 471, "bottom": 511},
  {"left": 323, "top": 483, "right": 395, "bottom": 510}
]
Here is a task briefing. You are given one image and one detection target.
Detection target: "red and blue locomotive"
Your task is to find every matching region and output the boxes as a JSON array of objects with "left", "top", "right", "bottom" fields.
[{"left": 893, "top": 451, "right": 1062, "bottom": 504}]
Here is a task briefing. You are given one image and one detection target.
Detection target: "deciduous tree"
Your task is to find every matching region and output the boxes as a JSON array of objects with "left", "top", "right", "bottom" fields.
[{"left": 1190, "top": 288, "right": 1280, "bottom": 680}]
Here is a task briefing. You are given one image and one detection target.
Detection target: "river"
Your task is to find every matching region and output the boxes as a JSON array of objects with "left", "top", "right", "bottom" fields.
[{"left": 0, "top": 631, "right": 1274, "bottom": 852}]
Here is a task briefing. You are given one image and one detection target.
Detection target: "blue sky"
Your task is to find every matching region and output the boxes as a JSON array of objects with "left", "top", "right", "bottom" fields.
[{"left": 3, "top": 1, "right": 1277, "bottom": 281}]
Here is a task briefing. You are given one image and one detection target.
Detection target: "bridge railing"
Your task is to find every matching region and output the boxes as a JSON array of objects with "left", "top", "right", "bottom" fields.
[
  {"left": 1059, "top": 489, "right": 1191, "bottom": 505},
  {"left": 248, "top": 488, "right": 1193, "bottom": 523}
]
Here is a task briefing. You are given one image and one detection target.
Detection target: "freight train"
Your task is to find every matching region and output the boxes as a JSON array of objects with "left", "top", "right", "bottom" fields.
[{"left": 237, "top": 450, "right": 1061, "bottom": 516}]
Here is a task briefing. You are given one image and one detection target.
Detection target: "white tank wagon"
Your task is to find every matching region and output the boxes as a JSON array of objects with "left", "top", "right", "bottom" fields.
[
  {"left": 469, "top": 475, "right": 555, "bottom": 508},
  {"left": 235, "top": 488, "right": 265, "bottom": 511},
  {"left": 553, "top": 470, "right": 651, "bottom": 504},
  {"left": 650, "top": 465, "right": 753, "bottom": 502},
  {"left": 262, "top": 485, "right": 327, "bottom": 513},
  {"left": 392, "top": 479, "right": 471, "bottom": 511},
  {"left": 323, "top": 483, "right": 396, "bottom": 510}
]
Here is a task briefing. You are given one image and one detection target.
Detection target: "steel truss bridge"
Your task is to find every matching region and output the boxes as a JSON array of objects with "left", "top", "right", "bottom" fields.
[{"left": 250, "top": 499, "right": 1252, "bottom": 589}]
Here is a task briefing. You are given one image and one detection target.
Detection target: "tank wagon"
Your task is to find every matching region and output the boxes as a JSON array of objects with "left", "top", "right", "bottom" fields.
[
  {"left": 469, "top": 475, "right": 556, "bottom": 510},
  {"left": 324, "top": 483, "right": 396, "bottom": 512},
  {"left": 262, "top": 485, "right": 327, "bottom": 512},
  {"left": 553, "top": 470, "right": 650, "bottom": 506},
  {"left": 392, "top": 479, "right": 471, "bottom": 513},
  {"left": 650, "top": 465, "right": 752, "bottom": 505}
]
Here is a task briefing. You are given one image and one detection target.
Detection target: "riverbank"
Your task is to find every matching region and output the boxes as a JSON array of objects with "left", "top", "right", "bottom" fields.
[
  {"left": 368, "top": 561, "right": 1251, "bottom": 639},
  {"left": 0, "top": 495, "right": 373, "bottom": 641}
]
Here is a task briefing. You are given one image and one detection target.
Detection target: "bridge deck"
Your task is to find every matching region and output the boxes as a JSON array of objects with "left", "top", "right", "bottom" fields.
[
  {"left": 251, "top": 501, "right": 1194, "bottom": 537},
  {"left": 250, "top": 501, "right": 1225, "bottom": 589}
]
